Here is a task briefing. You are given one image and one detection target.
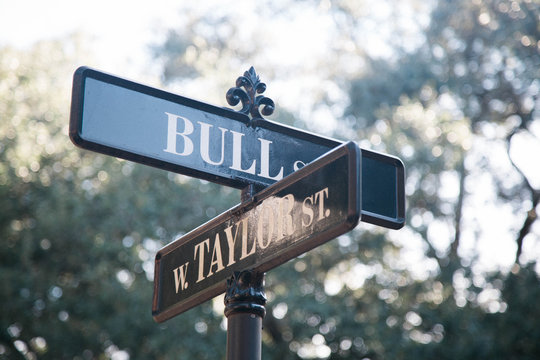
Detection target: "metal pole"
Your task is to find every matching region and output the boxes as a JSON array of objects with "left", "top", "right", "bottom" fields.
[{"left": 224, "top": 270, "right": 266, "bottom": 360}]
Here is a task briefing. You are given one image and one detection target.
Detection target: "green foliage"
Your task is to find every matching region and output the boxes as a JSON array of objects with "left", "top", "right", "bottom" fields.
[
  {"left": 0, "top": 41, "right": 237, "bottom": 359},
  {"left": 259, "top": 0, "right": 540, "bottom": 358}
]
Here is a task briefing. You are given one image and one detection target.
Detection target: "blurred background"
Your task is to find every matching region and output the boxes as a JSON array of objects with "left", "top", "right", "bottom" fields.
[{"left": 1, "top": 0, "right": 539, "bottom": 359}]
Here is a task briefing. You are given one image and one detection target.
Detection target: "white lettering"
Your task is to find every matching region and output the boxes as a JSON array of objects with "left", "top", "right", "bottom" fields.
[
  {"left": 293, "top": 160, "right": 306, "bottom": 171},
  {"left": 198, "top": 121, "right": 227, "bottom": 165},
  {"left": 163, "top": 112, "right": 194, "bottom": 156},
  {"left": 163, "top": 113, "right": 305, "bottom": 183},
  {"left": 229, "top": 130, "right": 256, "bottom": 174},
  {"left": 258, "top": 138, "right": 284, "bottom": 180}
]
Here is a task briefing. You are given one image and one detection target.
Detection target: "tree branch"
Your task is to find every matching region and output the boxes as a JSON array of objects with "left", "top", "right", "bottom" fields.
[
  {"left": 450, "top": 157, "right": 467, "bottom": 263},
  {"left": 506, "top": 130, "right": 540, "bottom": 264}
]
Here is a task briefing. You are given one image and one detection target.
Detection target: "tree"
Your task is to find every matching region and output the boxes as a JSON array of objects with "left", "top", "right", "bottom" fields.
[
  {"left": 2, "top": 0, "right": 539, "bottom": 358},
  {"left": 0, "top": 39, "right": 238, "bottom": 359},
  {"left": 349, "top": 0, "right": 540, "bottom": 264},
  {"left": 154, "top": 0, "right": 540, "bottom": 358},
  {"left": 341, "top": 0, "right": 540, "bottom": 358}
]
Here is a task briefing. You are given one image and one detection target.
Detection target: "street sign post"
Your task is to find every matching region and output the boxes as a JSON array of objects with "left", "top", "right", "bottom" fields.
[
  {"left": 70, "top": 66, "right": 407, "bottom": 360},
  {"left": 69, "top": 67, "right": 405, "bottom": 230},
  {"left": 152, "top": 141, "right": 361, "bottom": 322}
]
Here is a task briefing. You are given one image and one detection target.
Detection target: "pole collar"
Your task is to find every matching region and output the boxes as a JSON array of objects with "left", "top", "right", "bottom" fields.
[{"left": 224, "top": 270, "right": 267, "bottom": 318}]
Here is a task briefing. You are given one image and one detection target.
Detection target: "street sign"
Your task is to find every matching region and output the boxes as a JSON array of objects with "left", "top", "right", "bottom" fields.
[
  {"left": 152, "top": 142, "right": 361, "bottom": 322},
  {"left": 69, "top": 66, "right": 404, "bottom": 229}
]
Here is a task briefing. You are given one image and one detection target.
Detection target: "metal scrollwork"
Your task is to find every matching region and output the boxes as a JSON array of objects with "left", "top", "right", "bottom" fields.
[
  {"left": 226, "top": 67, "right": 275, "bottom": 123},
  {"left": 224, "top": 270, "right": 266, "bottom": 318}
]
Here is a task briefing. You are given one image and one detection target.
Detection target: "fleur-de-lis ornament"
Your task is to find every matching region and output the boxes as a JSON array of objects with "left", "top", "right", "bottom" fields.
[{"left": 226, "top": 67, "right": 275, "bottom": 124}]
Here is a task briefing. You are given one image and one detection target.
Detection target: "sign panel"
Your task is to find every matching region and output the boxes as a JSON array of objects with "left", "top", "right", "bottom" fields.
[
  {"left": 152, "top": 142, "right": 361, "bottom": 322},
  {"left": 70, "top": 67, "right": 404, "bottom": 229}
]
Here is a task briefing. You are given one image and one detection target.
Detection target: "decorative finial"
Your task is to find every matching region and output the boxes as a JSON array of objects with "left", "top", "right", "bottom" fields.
[{"left": 226, "top": 67, "right": 275, "bottom": 123}]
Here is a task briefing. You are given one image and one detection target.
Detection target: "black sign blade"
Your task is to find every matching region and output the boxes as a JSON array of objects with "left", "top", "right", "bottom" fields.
[
  {"left": 152, "top": 141, "right": 361, "bottom": 322},
  {"left": 360, "top": 150, "right": 405, "bottom": 230},
  {"left": 70, "top": 67, "right": 404, "bottom": 229}
]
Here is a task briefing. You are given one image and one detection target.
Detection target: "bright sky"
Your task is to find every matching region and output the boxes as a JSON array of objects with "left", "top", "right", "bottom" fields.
[
  {"left": 1, "top": 0, "right": 539, "bottom": 275},
  {"left": 0, "top": 0, "right": 182, "bottom": 78}
]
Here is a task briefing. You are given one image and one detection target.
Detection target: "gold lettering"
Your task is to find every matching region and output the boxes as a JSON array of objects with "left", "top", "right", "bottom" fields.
[
  {"left": 277, "top": 194, "right": 295, "bottom": 240},
  {"left": 314, "top": 187, "right": 330, "bottom": 220},
  {"left": 240, "top": 218, "right": 256, "bottom": 260},
  {"left": 173, "top": 262, "right": 189, "bottom": 293},
  {"left": 224, "top": 218, "right": 247, "bottom": 266},
  {"left": 193, "top": 239, "right": 210, "bottom": 283},
  {"left": 257, "top": 204, "right": 274, "bottom": 249},
  {"left": 302, "top": 195, "right": 314, "bottom": 227},
  {"left": 207, "top": 233, "right": 225, "bottom": 277}
]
